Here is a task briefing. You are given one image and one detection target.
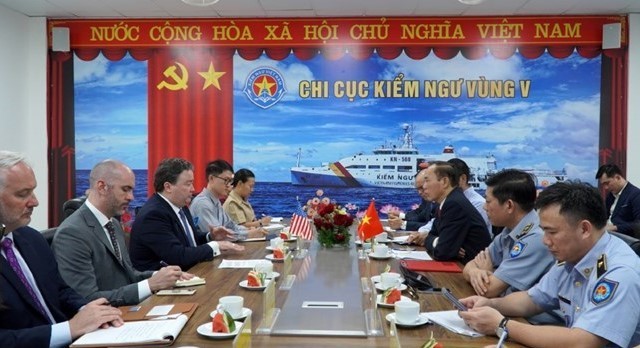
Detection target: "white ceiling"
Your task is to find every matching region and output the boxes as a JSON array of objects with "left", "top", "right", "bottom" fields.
[{"left": 0, "top": 0, "right": 639, "bottom": 19}]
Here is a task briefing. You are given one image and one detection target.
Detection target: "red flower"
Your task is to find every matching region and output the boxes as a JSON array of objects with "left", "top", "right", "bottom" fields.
[{"left": 318, "top": 203, "right": 335, "bottom": 216}]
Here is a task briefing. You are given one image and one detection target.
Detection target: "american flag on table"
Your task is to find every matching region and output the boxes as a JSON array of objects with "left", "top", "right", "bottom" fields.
[{"left": 290, "top": 204, "right": 313, "bottom": 240}]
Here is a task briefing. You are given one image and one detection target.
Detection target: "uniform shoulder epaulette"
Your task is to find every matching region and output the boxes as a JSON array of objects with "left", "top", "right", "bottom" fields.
[
  {"left": 556, "top": 261, "right": 565, "bottom": 266},
  {"left": 596, "top": 254, "right": 607, "bottom": 278},
  {"left": 515, "top": 223, "right": 534, "bottom": 239}
]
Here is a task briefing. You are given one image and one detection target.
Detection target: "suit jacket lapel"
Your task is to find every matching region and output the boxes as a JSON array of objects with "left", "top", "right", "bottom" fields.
[
  {"left": 81, "top": 207, "right": 125, "bottom": 268},
  {"left": 5, "top": 234, "right": 52, "bottom": 322},
  {"left": 155, "top": 194, "right": 191, "bottom": 246}
]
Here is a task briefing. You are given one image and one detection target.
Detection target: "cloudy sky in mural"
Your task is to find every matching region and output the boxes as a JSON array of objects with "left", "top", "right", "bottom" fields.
[{"left": 74, "top": 51, "right": 600, "bottom": 184}]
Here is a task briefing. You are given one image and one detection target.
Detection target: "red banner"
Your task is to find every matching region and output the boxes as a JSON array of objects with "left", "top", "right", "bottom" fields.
[{"left": 49, "top": 16, "right": 626, "bottom": 49}]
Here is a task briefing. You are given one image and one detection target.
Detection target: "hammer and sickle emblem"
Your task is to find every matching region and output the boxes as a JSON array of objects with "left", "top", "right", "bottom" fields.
[{"left": 156, "top": 62, "right": 189, "bottom": 91}]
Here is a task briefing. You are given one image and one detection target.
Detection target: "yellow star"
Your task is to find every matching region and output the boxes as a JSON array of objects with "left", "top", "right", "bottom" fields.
[
  {"left": 254, "top": 76, "right": 276, "bottom": 97},
  {"left": 198, "top": 62, "right": 226, "bottom": 91},
  {"left": 360, "top": 215, "right": 371, "bottom": 226}
]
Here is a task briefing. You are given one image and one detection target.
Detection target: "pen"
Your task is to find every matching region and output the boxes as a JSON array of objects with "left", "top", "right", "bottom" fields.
[{"left": 160, "top": 260, "right": 169, "bottom": 267}]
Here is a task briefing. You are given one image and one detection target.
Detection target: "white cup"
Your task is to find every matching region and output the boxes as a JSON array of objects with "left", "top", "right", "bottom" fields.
[
  {"left": 380, "top": 272, "right": 401, "bottom": 289},
  {"left": 255, "top": 260, "right": 273, "bottom": 278},
  {"left": 394, "top": 300, "right": 420, "bottom": 324},
  {"left": 218, "top": 296, "right": 243, "bottom": 318},
  {"left": 374, "top": 244, "right": 389, "bottom": 257},
  {"left": 270, "top": 237, "right": 283, "bottom": 248},
  {"left": 375, "top": 232, "right": 388, "bottom": 242}
]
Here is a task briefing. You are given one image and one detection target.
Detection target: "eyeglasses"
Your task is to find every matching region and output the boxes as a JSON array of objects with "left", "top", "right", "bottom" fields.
[{"left": 214, "top": 175, "right": 233, "bottom": 185}]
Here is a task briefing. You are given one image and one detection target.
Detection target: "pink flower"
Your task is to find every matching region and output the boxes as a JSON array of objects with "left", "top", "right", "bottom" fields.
[
  {"left": 316, "top": 189, "right": 324, "bottom": 197},
  {"left": 321, "top": 197, "right": 331, "bottom": 205},
  {"left": 311, "top": 197, "right": 320, "bottom": 206}
]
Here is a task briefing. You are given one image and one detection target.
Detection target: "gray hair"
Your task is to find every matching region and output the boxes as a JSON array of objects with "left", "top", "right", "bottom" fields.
[{"left": 0, "top": 151, "right": 29, "bottom": 189}]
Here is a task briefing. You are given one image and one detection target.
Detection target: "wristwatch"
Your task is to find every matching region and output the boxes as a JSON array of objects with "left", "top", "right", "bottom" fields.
[{"left": 496, "top": 317, "right": 510, "bottom": 338}]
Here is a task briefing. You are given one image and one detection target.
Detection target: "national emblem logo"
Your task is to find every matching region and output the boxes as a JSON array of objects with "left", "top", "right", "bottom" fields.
[
  {"left": 591, "top": 278, "right": 618, "bottom": 305},
  {"left": 243, "top": 67, "right": 286, "bottom": 109}
]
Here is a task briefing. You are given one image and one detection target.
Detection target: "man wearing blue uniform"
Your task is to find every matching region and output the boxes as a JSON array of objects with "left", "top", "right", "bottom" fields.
[
  {"left": 459, "top": 181, "right": 640, "bottom": 348},
  {"left": 463, "top": 170, "right": 554, "bottom": 297}
]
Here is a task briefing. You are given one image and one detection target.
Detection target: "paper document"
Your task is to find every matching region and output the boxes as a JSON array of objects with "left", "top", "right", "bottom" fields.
[
  {"left": 422, "top": 310, "right": 484, "bottom": 337},
  {"left": 146, "top": 305, "right": 173, "bottom": 316},
  {"left": 71, "top": 314, "right": 188, "bottom": 347},
  {"left": 263, "top": 223, "right": 285, "bottom": 232},
  {"left": 271, "top": 217, "right": 283, "bottom": 222},
  {"left": 219, "top": 259, "right": 266, "bottom": 269},
  {"left": 392, "top": 235, "right": 410, "bottom": 244},
  {"left": 175, "top": 276, "right": 205, "bottom": 287},
  {"left": 393, "top": 250, "right": 432, "bottom": 260}
]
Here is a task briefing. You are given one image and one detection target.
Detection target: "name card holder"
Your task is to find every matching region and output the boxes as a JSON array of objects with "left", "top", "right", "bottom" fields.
[
  {"left": 362, "top": 276, "right": 384, "bottom": 337},
  {"left": 233, "top": 312, "right": 252, "bottom": 347},
  {"left": 389, "top": 317, "right": 402, "bottom": 348},
  {"left": 279, "top": 252, "right": 296, "bottom": 290},
  {"left": 256, "top": 277, "right": 280, "bottom": 335}
]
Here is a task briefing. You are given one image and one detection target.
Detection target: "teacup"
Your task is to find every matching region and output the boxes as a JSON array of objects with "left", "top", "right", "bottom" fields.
[
  {"left": 270, "top": 237, "right": 284, "bottom": 248},
  {"left": 380, "top": 272, "right": 401, "bottom": 289},
  {"left": 255, "top": 260, "right": 273, "bottom": 278},
  {"left": 218, "top": 295, "right": 244, "bottom": 318},
  {"left": 394, "top": 300, "right": 420, "bottom": 324},
  {"left": 375, "top": 232, "right": 388, "bottom": 242},
  {"left": 373, "top": 244, "right": 389, "bottom": 257}
]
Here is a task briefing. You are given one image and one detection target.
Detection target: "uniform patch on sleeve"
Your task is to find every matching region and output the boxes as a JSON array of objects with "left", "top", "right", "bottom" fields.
[
  {"left": 509, "top": 241, "right": 526, "bottom": 258},
  {"left": 591, "top": 278, "right": 618, "bottom": 305}
]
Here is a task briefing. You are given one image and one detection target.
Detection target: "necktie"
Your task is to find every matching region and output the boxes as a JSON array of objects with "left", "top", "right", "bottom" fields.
[
  {"left": 179, "top": 209, "right": 196, "bottom": 247},
  {"left": 104, "top": 221, "right": 123, "bottom": 263},
  {"left": 1, "top": 238, "right": 51, "bottom": 322}
]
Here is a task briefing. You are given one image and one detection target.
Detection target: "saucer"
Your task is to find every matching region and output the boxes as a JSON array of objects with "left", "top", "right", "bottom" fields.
[
  {"left": 284, "top": 236, "right": 297, "bottom": 242},
  {"left": 374, "top": 282, "right": 408, "bottom": 292},
  {"left": 385, "top": 313, "right": 430, "bottom": 328},
  {"left": 265, "top": 254, "right": 284, "bottom": 262},
  {"left": 368, "top": 251, "right": 393, "bottom": 260},
  {"left": 238, "top": 279, "right": 269, "bottom": 290},
  {"left": 371, "top": 275, "right": 405, "bottom": 284},
  {"left": 266, "top": 271, "right": 280, "bottom": 279},
  {"left": 376, "top": 294, "right": 411, "bottom": 308},
  {"left": 210, "top": 307, "right": 252, "bottom": 320},
  {"left": 196, "top": 321, "right": 242, "bottom": 339}
]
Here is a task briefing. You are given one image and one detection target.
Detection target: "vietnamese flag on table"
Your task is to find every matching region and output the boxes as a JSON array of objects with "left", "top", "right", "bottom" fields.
[{"left": 358, "top": 200, "right": 384, "bottom": 241}]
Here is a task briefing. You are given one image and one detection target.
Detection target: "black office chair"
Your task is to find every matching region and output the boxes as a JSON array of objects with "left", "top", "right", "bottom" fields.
[
  {"left": 40, "top": 228, "right": 57, "bottom": 246},
  {"left": 609, "top": 231, "right": 640, "bottom": 256},
  {"left": 62, "top": 196, "right": 87, "bottom": 220}
]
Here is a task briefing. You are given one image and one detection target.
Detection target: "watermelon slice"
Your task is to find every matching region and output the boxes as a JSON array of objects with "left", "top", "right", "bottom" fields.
[
  {"left": 247, "top": 270, "right": 265, "bottom": 287},
  {"left": 279, "top": 231, "right": 290, "bottom": 240},
  {"left": 273, "top": 248, "right": 285, "bottom": 259},
  {"left": 383, "top": 288, "right": 401, "bottom": 304},
  {"left": 212, "top": 309, "right": 236, "bottom": 333}
]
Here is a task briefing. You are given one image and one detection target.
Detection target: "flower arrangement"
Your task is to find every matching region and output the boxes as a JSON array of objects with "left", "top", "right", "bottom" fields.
[
  {"left": 305, "top": 190, "right": 356, "bottom": 247},
  {"left": 313, "top": 202, "right": 355, "bottom": 247}
]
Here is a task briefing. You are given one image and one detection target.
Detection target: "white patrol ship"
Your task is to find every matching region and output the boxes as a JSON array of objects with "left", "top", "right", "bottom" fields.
[{"left": 290, "top": 124, "right": 566, "bottom": 189}]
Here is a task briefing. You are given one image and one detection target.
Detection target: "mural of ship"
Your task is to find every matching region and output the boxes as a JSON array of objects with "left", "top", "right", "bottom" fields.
[{"left": 290, "top": 124, "right": 567, "bottom": 189}]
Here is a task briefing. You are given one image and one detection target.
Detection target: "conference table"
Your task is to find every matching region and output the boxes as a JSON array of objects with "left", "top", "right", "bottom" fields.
[{"left": 139, "top": 233, "right": 526, "bottom": 347}]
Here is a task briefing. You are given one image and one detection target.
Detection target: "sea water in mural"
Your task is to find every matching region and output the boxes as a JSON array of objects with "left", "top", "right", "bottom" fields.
[{"left": 74, "top": 50, "right": 600, "bottom": 216}]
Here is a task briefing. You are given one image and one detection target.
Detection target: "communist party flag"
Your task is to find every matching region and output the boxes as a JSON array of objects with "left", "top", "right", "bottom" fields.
[{"left": 358, "top": 200, "right": 384, "bottom": 241}]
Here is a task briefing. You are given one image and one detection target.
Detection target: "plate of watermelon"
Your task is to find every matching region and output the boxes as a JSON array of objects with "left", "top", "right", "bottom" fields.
[
  {"left": 198, "top": 310, "right": 243, "bottom": 339},
  {"left": 239, "top": 279, "right": 269, "bottom": 290},
  {"left": 265, "top": 253, "right": 285, "bottom": 262},
  {"left": 376, "top": 291, "right": 411, "bottom": 308}
]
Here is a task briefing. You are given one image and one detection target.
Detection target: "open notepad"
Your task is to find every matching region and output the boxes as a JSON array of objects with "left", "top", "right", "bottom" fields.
[
  {"left": 175, "top": 276, "right": 205, "bottom": 287},
  {"left": 70, "top": 314, "right": 188, "bottom": 347}
]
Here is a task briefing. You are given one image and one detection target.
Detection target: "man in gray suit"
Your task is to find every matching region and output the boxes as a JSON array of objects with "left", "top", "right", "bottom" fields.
[{"left": 52, "top": 159, "right": 190, "bottom": 305}]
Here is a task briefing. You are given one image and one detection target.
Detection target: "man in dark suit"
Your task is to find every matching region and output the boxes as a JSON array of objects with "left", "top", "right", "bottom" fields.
[
  {"left": 53, "top": 159, "right": 188, "bottom": 306},
  {"left": 421, "top": 161, "right": 491, "bottom": 264},
  {"left": 388, "top": 169, "right": 435, "bottom": 231},
  {"left": 129, "top": 158, "right": 243, "bottom": 271},
  {"left": 0, "top": 151, "right": 122, "bottom": 347},
  {"left": 596, "top": 164, "right": 640, "bottom": 237}
]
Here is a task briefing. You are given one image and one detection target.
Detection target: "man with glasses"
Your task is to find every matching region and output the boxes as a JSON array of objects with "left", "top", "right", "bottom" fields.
[
  {"left": 190, "top": 159, "right": 268, "bottom": 241},
  {"left": 129, "top": 158, "right": 243, "bottom": 271}
]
